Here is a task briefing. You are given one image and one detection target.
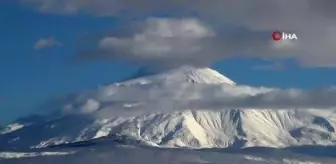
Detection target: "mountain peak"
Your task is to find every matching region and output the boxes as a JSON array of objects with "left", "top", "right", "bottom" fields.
[
  {"left": 119, "top": 66, "right": 236, "bottom": 86},
  {"left": 166, "top": 66, "right": 236, "bottom": 85}
]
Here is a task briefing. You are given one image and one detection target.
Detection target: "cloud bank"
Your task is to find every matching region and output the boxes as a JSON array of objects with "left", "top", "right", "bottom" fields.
[
  {"left": 55, "top": 82, "right": 336, "bottom": 118},
  {"left": 34, "top": 37, "right": 62, "bottom": 50},
  {"left": 23, "top": 0, "right": 336, "bottom": 68}
]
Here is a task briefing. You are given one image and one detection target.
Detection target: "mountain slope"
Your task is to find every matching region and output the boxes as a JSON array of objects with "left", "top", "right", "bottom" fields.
[
  {"left": 1, "top": 66, "right": 336, "bottom": 150},
  {"left": 2, "top": 110, "right": 336, "bottom": 149}
]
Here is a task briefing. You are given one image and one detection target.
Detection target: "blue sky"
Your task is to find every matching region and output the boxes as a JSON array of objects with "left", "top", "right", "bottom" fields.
[{"left": 1, "top": 1, "right": 336, "bottom": 123}]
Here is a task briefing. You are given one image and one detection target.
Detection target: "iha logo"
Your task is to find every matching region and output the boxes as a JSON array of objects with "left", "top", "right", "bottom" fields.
[{"left": 272, "top": 31, "right": 298, "bottom": 41}]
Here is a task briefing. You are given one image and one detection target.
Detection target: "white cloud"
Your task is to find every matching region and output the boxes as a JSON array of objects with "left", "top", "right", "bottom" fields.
[
  {"left": 56, "top": 82, "right": 336, "bottom": 117},
  {"left": 97, "top": 18, "right": 215, "bottom": 67},
  {"left": 34, "top": 37, "right": 62, "bottom": 50}
]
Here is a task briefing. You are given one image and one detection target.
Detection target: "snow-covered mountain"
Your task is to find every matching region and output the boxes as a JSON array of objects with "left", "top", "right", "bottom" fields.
[
  {"left": 1, "top": 66, "right": 336, "bottom": 150},
  {"left": 116, "top": 66, "right": 236, "bottom": 86}
]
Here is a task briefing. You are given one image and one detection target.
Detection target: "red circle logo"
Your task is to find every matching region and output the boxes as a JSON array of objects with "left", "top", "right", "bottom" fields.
[{"left": 272, "top": 31, "right": 282, "bottom": 41}]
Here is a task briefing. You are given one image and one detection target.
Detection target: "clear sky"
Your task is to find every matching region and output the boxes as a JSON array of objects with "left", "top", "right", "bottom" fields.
[{"left": 1, "top": 1, "right": 336, "bottom": 123}]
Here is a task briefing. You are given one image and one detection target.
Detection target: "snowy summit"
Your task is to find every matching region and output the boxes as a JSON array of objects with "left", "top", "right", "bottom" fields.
[{"left": 117, "top": 66, "right": 236, "bottom": 86}]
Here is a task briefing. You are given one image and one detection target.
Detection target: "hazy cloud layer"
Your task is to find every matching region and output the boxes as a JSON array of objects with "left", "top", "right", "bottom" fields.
[
  {"left": 23, "top": 0, "right": 336, "bottom": 67},
  {"left": 56, "top": 82, "right": 336, "bottom": 117},
  {"left": 34, "top": 37, "right": 62, "bottom": 50}
]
